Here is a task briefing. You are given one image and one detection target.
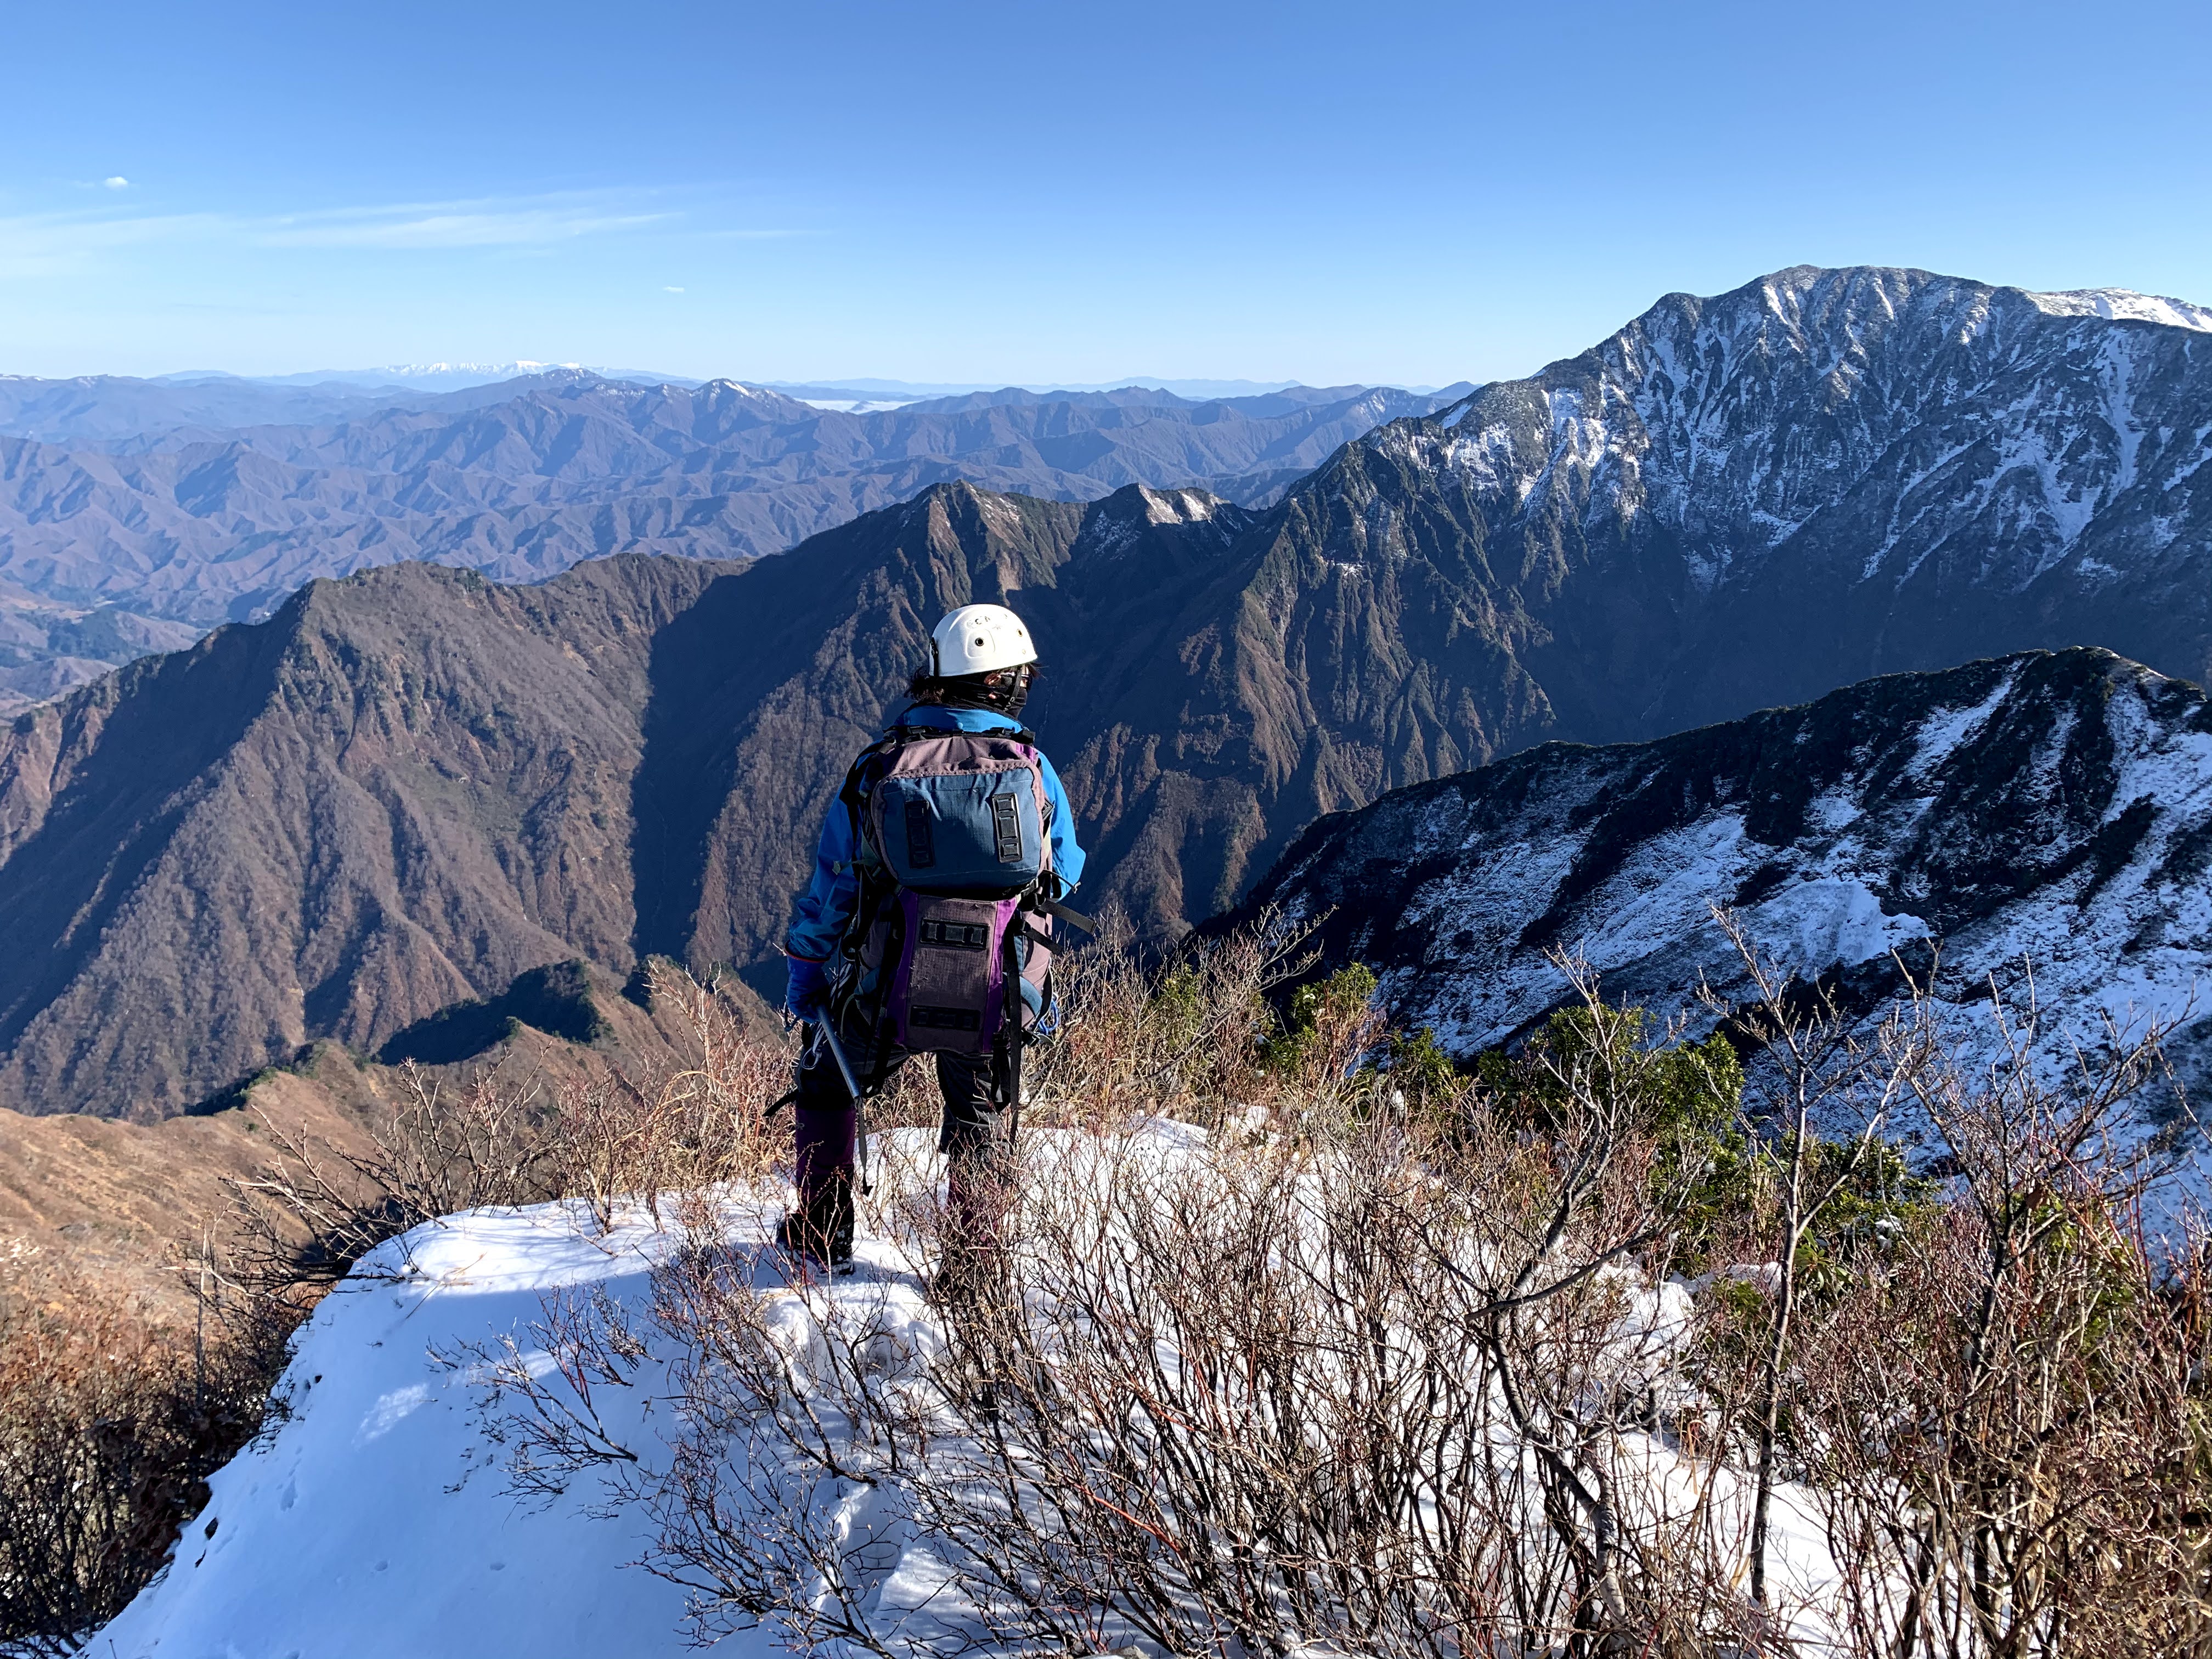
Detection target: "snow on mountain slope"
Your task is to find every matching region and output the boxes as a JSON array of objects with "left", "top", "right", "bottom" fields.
[
  {"left": 2027, "top": 287, "right": 2212, "bottom": 332},
  {"left": 1413, "top": 267, "right": 2212, "bottom": 602},
  {"left": 1240, "top": 647, "right": 2212, "bottom": 1173},
  {"left": 1283, "top": 265, "right": 2212, "bottom": 745}
]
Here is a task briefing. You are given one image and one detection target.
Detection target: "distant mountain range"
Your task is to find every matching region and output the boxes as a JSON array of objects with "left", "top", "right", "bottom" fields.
[
  {"left": 14, "top": 258, "right": 2199, "bottom": 727},
  {"left": 760, "top": 377, "right": 1432, "bottom": 402},
  {"left": 227, "top": 361, "right": 676, "bottom": 391},
  {"left": 174, "top": 369, "right": 1395, "bottom": 400},
  {"left": 0, "top": 371, "right": 435, "bottom": 442},
  {"left": 0, "top": 373, "right": 1461, "bottom": 713},
  {"left": 1, "top": 264, "right": 2208, "bottom": 1120}
]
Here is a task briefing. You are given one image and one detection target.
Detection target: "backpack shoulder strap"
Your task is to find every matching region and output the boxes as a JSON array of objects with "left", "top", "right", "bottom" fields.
[
  {"left": 837, "top": 731, "right": 905, "bottom": 861},
  {"left": 884, "top": 704, "right": 1039, "bottom": 747}
]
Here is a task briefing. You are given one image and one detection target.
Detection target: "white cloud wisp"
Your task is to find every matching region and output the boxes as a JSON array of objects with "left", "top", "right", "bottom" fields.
[{"left": 0, "top": 188, "right": 776, "bottom": 279}]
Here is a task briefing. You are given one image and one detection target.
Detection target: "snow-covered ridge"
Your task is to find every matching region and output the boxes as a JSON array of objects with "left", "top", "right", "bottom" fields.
[
  {"left": 1244, "top": 646, "right": 2212, "bottom": 1187},
  {"left": 2025, "top": 287, "right": 2212, "bottom": 332},
  {"left": 93, "top": 1201, "right": 710, "bottom": 1656},
  {"left": 95, "top": 1128, "right": 1847, "bottom": 1656}
]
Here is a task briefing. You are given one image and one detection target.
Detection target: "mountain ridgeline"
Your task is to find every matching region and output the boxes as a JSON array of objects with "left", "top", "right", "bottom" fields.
[
  {"left": 1, "top": 263, "right": 2208, "bottom": 1118},
  {"left": 1280, "top": 265, "right": 2212, "bottom": 745},
  {"left": 0, "top": 373, "right": 1459, "bottom": 712}
]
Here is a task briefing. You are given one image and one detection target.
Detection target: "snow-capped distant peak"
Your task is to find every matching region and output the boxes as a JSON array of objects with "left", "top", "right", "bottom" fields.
[
  {"left": 368, "top": 360, "right": 584, "bottom": 378},
  {"left": 791, "top": 397, "right": 919, "bottom": 413},
  {"left": 2023, "top": 287, "right": 2212, "bottom": 332}
]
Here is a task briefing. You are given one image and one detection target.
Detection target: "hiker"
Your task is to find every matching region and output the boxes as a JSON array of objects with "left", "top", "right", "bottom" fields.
[{"left": 778, "top": 602, "right": 1087, "bottom": 1278}]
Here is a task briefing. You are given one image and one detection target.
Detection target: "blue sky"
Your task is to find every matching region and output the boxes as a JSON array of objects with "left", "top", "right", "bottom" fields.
[{"left": 1, "top": 0, "right": 2203, "bottom": 387}]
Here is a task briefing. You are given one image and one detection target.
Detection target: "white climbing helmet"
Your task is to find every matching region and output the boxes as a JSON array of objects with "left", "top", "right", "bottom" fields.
[{"left": 930, "top": 603, "right": 1037, "bottom": 676}]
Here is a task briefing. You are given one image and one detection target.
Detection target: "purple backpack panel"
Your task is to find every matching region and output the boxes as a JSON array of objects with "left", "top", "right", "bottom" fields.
[
  {"left": 885, "top": 893, "right": 1012, "bottom": 1056},
  {"left": 880, "top": 893, "right": 1052, "bottom": 1056}
]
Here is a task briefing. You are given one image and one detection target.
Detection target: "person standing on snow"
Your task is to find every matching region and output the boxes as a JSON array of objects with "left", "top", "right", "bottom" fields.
[{"left": 780, "top": 602, "right": 1087, "bottom": 1278}]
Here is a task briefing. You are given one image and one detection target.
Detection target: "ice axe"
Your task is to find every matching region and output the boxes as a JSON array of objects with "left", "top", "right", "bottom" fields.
[
  {"left": 764, "top": 1010, "right": 872, "bottom": 1192},
  {"left": 812, "top": 1015, "right": 872, "bottom": 1192}
]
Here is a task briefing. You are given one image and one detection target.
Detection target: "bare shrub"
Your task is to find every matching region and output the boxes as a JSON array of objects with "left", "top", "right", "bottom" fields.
[
  {"left": 224, "top": 1052, "right": 560, "bottom": 1300},
  {"left": 1020, "top": 909, "right": 1322, "bottom": 1133},
  {"left": 547, "top": 960, "right": 792, "bottom": 1232},
  {"left": 194, "top": 926, "right": 2209, "bottom": 1659},
  {"left": 1694, "top": 908, "right": 1946, "bottom": 1613},
  {"left": 0, "top": 1269, "right": 294, "bottom": 1655},
  {"left": 228, "top": 960, "right": 797, "bottom": 1294},
  {"left": 515, "top": 934, "right": 2204, "bottom": 1659},
  {"left": 1792, "top": 983, "right": 2212, "bottom": 1658},
  {"left": 498, "top": 952, "right": 1765, "bottom": 1659}
]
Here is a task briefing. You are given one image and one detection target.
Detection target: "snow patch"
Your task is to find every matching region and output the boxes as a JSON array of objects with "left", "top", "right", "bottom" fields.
[
  {"left": 2026, "top": 287, "right": 2212, "bottom": 332},
  {"left": 1903, "top": 670, "right": 2018, "bottom": 778},
  {"left": 1742, "top": 876, "right": 1929, "bottom": 972}
]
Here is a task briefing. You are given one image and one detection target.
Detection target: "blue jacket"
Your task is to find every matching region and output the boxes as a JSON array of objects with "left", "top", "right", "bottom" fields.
[{"left": 786, "top": 705, "right": 1086, "bottom": 963}]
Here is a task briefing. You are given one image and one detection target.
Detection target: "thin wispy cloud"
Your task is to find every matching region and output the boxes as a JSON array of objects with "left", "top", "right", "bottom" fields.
[
  {"left": 103, "top": 177, "right": 129, "bottom": 190},
  {"left": 0, "top": 189, "right": 780, "bottom": 278},
  {"left": 0, "top": 208, "right": 227, "bottom": 278},
  {"left": 256, "top": 195, "right": 674, "bottom": 249}
]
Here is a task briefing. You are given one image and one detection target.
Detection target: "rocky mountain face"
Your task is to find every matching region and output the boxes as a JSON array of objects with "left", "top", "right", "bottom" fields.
[
  {"left": 0, "top": 481, "right": 1354, "bottom": 1116},
  {"left": 0, "top": 455, "right": 1681, "bottom": 1118},
  {"left": 0, "top": 370, "right": 1453, "bottom": 702},
  {"left": 1237, "top": 648, "right": 2212, "bottom": 1159},
  {"left": 1240, "top": 266, "right": 2212, "bottom": 768},
  {"left": 0, "top": 552, "right": 731, "bottom": 1116}
]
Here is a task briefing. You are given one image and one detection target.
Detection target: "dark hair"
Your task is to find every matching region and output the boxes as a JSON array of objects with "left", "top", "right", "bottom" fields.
[{"left": 905, "top": 662, "right": 1040, "bottom": 714}]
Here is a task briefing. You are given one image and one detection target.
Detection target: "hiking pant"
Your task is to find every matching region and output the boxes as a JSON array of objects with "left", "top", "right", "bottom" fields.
[{"left": 791, "top": 1020, "right": 1014, "bottom": 1206}]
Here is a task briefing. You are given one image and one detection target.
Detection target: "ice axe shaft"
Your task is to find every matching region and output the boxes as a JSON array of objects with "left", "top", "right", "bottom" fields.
[
  {"left": 813, "top": 1017, "right": 870, "bottom": 1191},
  {"left": 815, "top": 1016, "right": 862, "bottom": 1098}
]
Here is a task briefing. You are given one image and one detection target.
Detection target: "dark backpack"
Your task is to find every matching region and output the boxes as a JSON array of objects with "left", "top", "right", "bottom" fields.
[{"left": 831, "top": 719, "right": 1069, "bottom": 1057}]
